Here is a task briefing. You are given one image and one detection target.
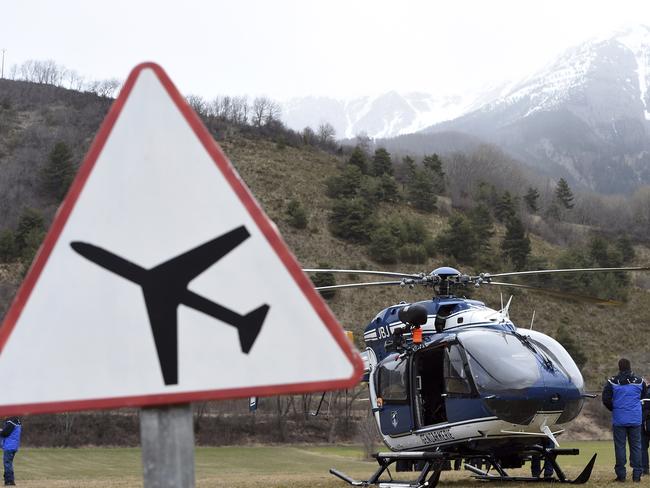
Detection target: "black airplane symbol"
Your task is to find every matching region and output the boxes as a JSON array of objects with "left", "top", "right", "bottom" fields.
[{"left": 70, "top": 225, "right": 269, "bottom": 386}]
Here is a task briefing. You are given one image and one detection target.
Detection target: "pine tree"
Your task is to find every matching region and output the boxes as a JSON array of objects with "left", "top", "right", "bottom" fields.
[
  {"left": 501, "top": 216, "right": 531, "bottom": 270},
  {"left": 371, "top": 148, "right": 393, "bottom": 177},
  {"left": 329, "top": 198, "right": 374, "bottom": 243},
  {"left": 615, "top": 236, "right": 635, "bottom": 264},
  {"left": 348, "top": 146, "right": 368, "bottom": 174},
  {"left": 555, "top": 178, "right": 574, "bottom": 209},
  {"left": 422, "top": 153, "right": 445, "bottom": 194},
  {"left": 467, "top": 204, "right": 494, "bottom": 253},
  {"left": 42, "top": 141, "right": 75, "bottom": 200},
  {"left": 407, "top": 169, "right": 436, "bottom": 212},
  {"left": 435, "top": 214, "right": 478, "bottom": 263},
  {"left": 368, "top": 225, "right": 400, "bottom": 264},
  {"left": 0, "top": 230, "right": 17, "bottom": 262},
  {"left": 523, "top": 187, "right": 540, "bottom": 213},
  {"left": 494, "top": 191, "right": 517, "bottom": 223},
  {"left": 325, "top": 165, "right": 363, "bottom": 198},
  {"left": 15, "top": 208, "right": 45, "bottom": 251},
  {"left": 310, "top": 263, "right": 337, "bottom": 300},
  {"left": 401, "top": 156, "right": 416, "bottom": 184}
]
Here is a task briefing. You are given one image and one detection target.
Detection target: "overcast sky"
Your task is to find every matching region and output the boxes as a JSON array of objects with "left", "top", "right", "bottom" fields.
[{"left": 3, "top": 0, "right": 650, "bottom": 101}]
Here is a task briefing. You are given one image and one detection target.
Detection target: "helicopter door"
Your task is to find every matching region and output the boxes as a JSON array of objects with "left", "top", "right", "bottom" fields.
[
  {"left": 413, "top": 346, "right": 448, "bottom": 427},
  {"left": 376, "top": 355, "right": 412, "bottom": 436}
]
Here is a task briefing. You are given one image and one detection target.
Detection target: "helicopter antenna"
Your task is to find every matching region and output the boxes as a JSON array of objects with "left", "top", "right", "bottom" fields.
[
  {"left": 502, "top": 295, "right": 513, "bottom": 320},
  {"left": 542, "top": 424, "right": 560, "bottom": 448},
  {"left": 530, "top": 309, "right": 536, "bottom": 330},
  {"left": 500, "top": 293, "right": 504, "bottom": 310}
]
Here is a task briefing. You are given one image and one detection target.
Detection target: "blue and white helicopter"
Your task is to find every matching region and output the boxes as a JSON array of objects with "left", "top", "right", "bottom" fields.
[{"left": 305, "top": 264, "right": 649, "bottom": 488}]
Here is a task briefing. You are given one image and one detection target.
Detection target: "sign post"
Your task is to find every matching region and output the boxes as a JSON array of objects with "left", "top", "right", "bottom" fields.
[
  {"left": 0, "top": 63, "right": 364, "bottom": 484},
  {"left": 141, "top": 404, "right": 195, "bottom": 487}
]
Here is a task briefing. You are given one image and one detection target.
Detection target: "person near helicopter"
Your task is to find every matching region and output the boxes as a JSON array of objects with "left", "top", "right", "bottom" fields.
[
  {"left": 530, "top": 438, "right": 554, "bottom": 478},
  {"left": 0, "top": 417, "right": 21, "bottom": 486},
  {"left": 642, "top": 381, "right": 650, "bottom": 475},
  {"left": 602, "top": 358, "right": 647, "bottom": 482}
]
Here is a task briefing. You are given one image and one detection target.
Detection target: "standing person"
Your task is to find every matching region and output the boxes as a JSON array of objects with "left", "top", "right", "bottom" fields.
[
  {"left": 642, "top": 382, "right": 650, "bottom": 475},
  {"left": 530, "top": 438, "right": 555, "bottom": 478},
  {"left": 602, "top": 358, "right": 646, "bottom": 482},
  {"left": 0, "top": 417, "right": 21, "bottom": 486}
]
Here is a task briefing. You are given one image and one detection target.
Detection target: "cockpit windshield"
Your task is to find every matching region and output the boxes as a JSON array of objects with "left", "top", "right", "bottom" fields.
[
  {"left": 458, "top": 330, "right": 540, "bottom": 393},
  {"left": 521, "top": 329, "right": 584, "bottom": 390}
]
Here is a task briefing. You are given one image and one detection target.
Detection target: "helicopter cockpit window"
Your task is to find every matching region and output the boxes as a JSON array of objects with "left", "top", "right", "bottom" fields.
[
  {"left": 444, "top": 345, "right": 472, "bottom": 395},
  {"left": 523, "top": 329, "right": 584, "bottom": 390},
  {"left": 459, "top": 330, "right": 540, "bottom": 392},
  {"left": 378, "top": 356, "right": 409, "bottom": 402}
]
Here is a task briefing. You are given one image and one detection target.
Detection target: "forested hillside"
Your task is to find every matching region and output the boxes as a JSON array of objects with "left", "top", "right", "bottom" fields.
[{"left": 0, "top": 78, "right": 649, "bottom": 445}]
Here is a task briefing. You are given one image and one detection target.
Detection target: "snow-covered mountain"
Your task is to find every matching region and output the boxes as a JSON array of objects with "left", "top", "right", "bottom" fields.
[
  {"left": 281, "top": 90, "right": 488, "bottom": 139},
  {"left": 422, "top": 25, "right": 650, "bottom": 194}
]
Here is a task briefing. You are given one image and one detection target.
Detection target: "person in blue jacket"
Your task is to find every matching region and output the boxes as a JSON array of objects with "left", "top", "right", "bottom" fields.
[
  {"left": 603, "top": 358, "right": 647, "bottom": 482},
  {"left": 0, "top": 417, "right": 21, "bottom": 486}
]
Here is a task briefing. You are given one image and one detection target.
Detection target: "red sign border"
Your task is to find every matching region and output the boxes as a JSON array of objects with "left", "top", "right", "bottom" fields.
[{"left": 0, "top": 63, "right": 364, "bottom": 415}]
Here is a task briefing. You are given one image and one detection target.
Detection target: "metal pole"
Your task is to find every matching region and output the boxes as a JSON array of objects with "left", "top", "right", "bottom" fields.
[
  {"left": 140, "top": 403, "right": 195, "bottom": 488},
  {"left": 1, "top": 49, "right": 5, "bottom": 79}
]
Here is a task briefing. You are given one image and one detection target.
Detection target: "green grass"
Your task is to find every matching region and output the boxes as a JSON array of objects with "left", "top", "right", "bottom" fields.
[{"left": 7, "top": 441, "right": 647, "bottom": 487}]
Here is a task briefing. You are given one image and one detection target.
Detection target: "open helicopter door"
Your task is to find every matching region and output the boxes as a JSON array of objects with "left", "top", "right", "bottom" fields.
[{"left": 375, "top": 353, "right": 413, "bottom": 436}]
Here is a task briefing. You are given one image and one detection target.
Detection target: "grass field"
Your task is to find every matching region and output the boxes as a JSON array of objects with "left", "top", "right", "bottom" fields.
[{"left": 8, "top": 441, "right": 649, "bottom": 487}]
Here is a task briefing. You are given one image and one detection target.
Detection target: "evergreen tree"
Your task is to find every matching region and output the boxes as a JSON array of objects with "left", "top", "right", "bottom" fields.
[
  {"left": 494, "top": 191, "right": 517, "bottom": 223},
  {"left": 15, "top": 208, "right": 45, "bottom": 252},
  {"left": 42, "top": 141, "right": 75, "bottom": 200},
  {"left": 523, "top": 187, "right": 540, "bottom": 213},
  {"left": 377, "top": 174, "right": 399, "bottom": 203},
  {"left": 325, "top": 164, "right": 362, "bottom": 198},
  {"left": 588, "top": 237, "right": 610, "bottom": 266},
  {"left": 371, "top": 148, "right": 393, "bottom": 177},
  {"left": 467, "top": 204, "right": 494, "bottom": 253},
  {"left": 0, "top": 230, "right": 17, "bottom": 262},
  {"left": 435, "top": 214, "right": 478, "bottom": 263},
  {"left": 400, "top": 156, "right": 417, "bottom": 185},
  {"left": 407, "top": 169, "right": 436, "bottom": 212},
  {"left": 310, "top": 263, "right": 337, "bottom": 300},
  {"left": 286, "top": 199, "right": 308, "bottom": 229},
  {"left": 348, "top": 146, "right": 368, "bottom": 174},
  {"left": 329, "top": 198, "right": 374, "bottom": 243},
  {"left": 615, "top": 236, "right": 635, "bottom": 263},
  {"left": 422, "top": 153, "right": 445, "bottom": 194},
  {"left": 555, "top": 178, "right": 574, "bottom": 209},
  {"left": 368, "top": 225, "right": 400, "bottom": 264},
  {"left": 501, "top": 216, "right": 531, "bottom": 270}
]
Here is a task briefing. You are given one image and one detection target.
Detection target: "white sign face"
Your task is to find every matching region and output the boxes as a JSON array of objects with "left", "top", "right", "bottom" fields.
[{"left": 0, "top": 63, "right": 362, "bottom": 414}]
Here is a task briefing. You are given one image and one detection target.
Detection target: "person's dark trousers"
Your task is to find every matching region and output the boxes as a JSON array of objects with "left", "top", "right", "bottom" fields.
[
  {"left": 3, "top": 449, "right": 16, "bottom": 485},
  {"left": 531, "top": 455, "right": 554, "bottom": 478},
  {"left": 642, "top": 431, "right": 650, "bottom": 474},
  {"left": 614, "top": 425, "right": 643, "bottom": 480}
]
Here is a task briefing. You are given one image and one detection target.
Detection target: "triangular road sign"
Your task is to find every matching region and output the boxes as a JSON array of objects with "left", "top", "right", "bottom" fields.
[{"left": 0, "top": 63, "right": 363, "bottom": 415}]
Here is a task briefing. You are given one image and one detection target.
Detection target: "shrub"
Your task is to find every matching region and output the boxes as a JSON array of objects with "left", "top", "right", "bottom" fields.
[
  {"left": 286, "top": 199, "right": 308, "bottom": 229},
  {"left": 368, "top": 225, "right": 399, "bottom": 264},
  {"left": 399, "top": 244, "right": 428, "bottom": 264}
]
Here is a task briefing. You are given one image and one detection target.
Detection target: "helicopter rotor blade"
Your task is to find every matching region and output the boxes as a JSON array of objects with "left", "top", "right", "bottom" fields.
[
  {"left": 484, "top": 266, "right": 650, "bottom": 279},
  {"left": 304, "top": 268, "right": 422, "bottom": 279},
  {"left": 486, "top": 281, "right": 623, "bottom": 306},
  {"left": 315, "top": 280, "right": 407, "bottom": 291}
]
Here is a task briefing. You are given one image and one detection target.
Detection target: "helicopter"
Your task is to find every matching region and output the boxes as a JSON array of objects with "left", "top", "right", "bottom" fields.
[{"left": 304, "top": 264, "right": 650, "bottom": 488}]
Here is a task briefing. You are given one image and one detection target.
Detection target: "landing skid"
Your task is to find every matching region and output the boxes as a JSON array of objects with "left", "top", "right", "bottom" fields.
[
  {"left": 468, "top": 448, "right": 597, "bottom": 485},
  {"left": 329, "top": 448, "right": 597, "bottom": 488},
  {"left": 330, "top": 451, "right": 445, "bottom": 488}
]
